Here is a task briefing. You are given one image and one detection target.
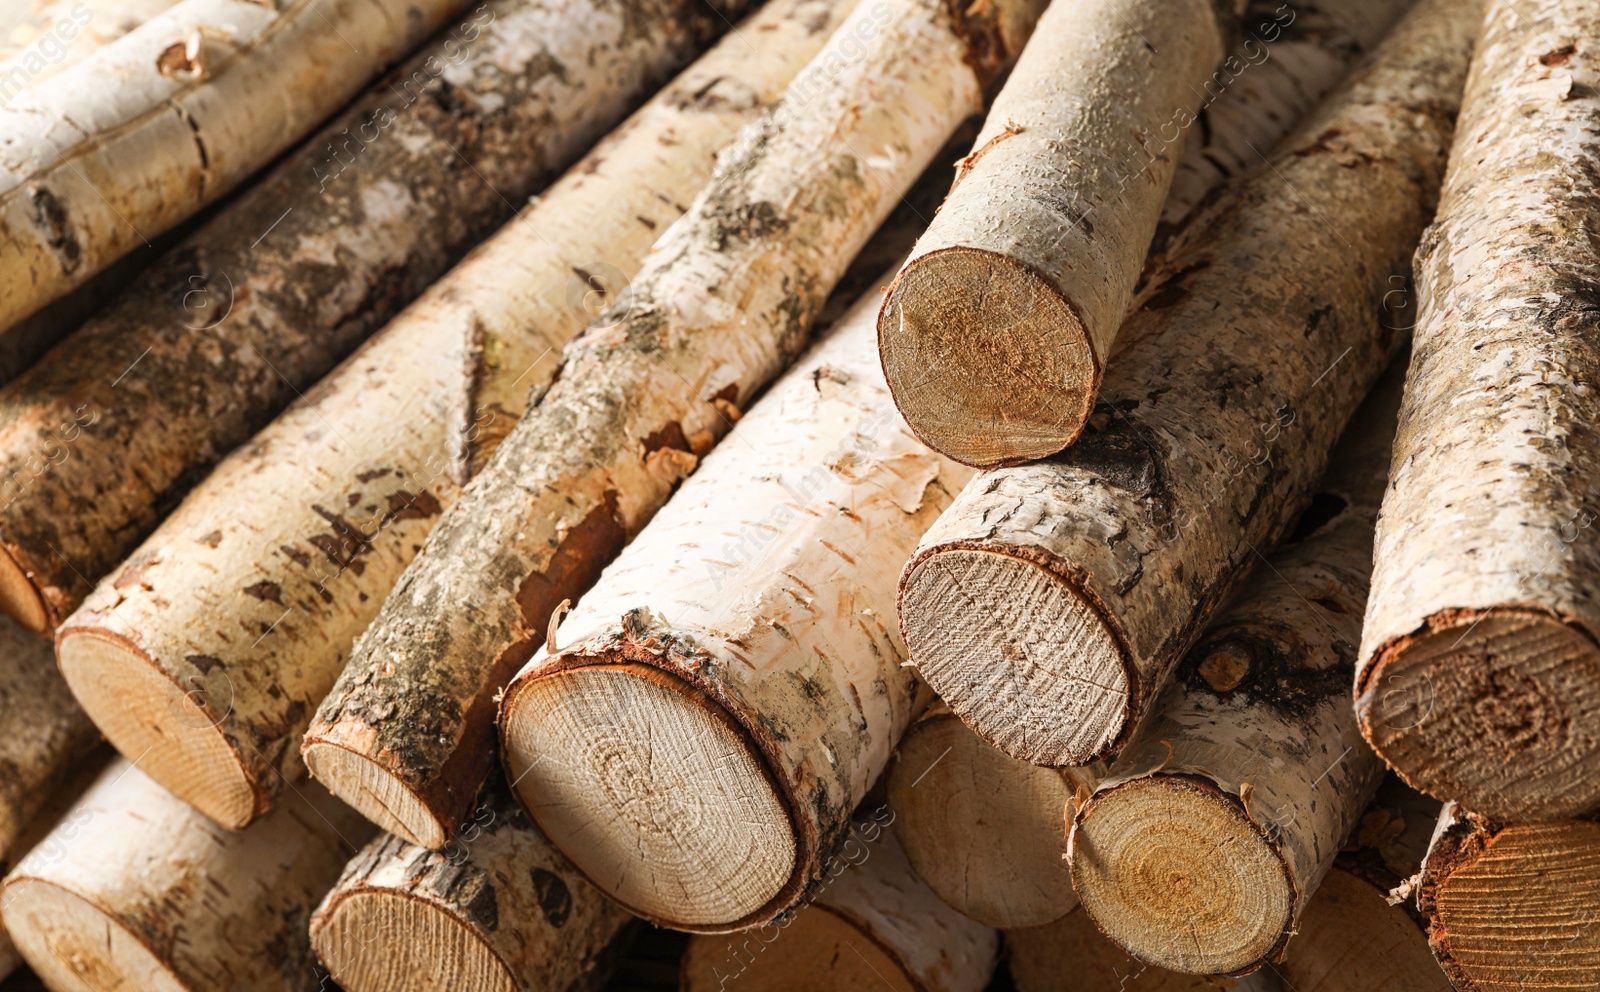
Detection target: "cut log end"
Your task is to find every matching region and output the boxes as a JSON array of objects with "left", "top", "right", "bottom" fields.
[
  {"left": 879, "top": 247, "right": 1094, "bottom": 468},
  {"left": 1358, "top": 609, "right": 1600, "bottom": 820},
  {"left": 0, "top": 544, "right": 49, "bottom": 634},
  {"left": 3, "top": 878, "right": 186, "bottom": 992},
  {"left": 900, "top": 548, "right": 1128, "bottom": 766},
  {"left": 301, "top": 743, "right": 445, "bottom": 850},
  {"left": 1071, "top": 776, "right": 1294, "bottom": 976},
  {"left": 55, "top": 630, "right": 255, "bottom": 829},
  {"left": 680, "top": 904, "right": 918, "bottom": 992},
  {"left": 502, "top": 663, "right": 796, "bottom": 929},
  {"left": 310, "top": 890, "right": 519, "bottom": 992},
  {"left": 1284, "top": 869, "right": 1450, "bottom": 992},
  {"left": 886, "top": 711, "right": 1076, "bottom": 928}
]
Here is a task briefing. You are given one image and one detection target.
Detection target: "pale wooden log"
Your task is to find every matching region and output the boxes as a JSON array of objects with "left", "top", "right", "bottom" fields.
[
  {"left": 1005, "top": 906, "right": 1281, "bottom": 992},
  {"left": 309, "top": 0, "right": 1045, "bottom": 852},
  {"left": 1417, "top": 803, "right": 1600, "bottom": 991},
  {"left": 2, "top": 0, "right": 745, "bottom": 636},
  {"left": 1279, "top": 777, "right": 1449, "bottom": 992},
  {"left": 310, "top": 776, "right": 633, "bottom": 992},
  {"left": 54, "top": 0, "right": 828, "bottom": 835},
  {"left": 0, "top": 0, "right": 474, "bottom": 335},
  {"left": 1356, "top": 0, "right": 1600, "bottom": 822},
  {"left": 885, "top": 702, "right": 1101, "bottom": 928},
  {"left": 1068, "top": 362, "right": 1402, "bottom": 976},
  {"left": 679, "top": 823, "right": 998, "bottom": 992},
  {"left": 496, "top": 267, "right": 974, "bottom": 928},
  {"left": 0, "top": 613, "right": 99, "bottom": 859},
  {"left": 898, "top": 0, "right": 1476, "bottom": 770},
  {"left": 0, "top": 0, "right": 185, "bottom": 94},
  {"left": 0, "top": 759, "right": 372, "bottom": 992}
]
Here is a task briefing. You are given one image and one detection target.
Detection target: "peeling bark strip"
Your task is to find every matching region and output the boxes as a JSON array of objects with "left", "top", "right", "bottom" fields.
[
  {"left": 680, "top": 825, "right": 998, "bottom": 992},
  {"left": 52, "top": 0, "right": 783, "bottom": 834},
  {"left": 886, "top": 702, "right": 1102, "bottom": 929},
  {"left": 310, "top": 776, "right": 631, "bottom": 992},
  {"left": 899, "top": 0, "right": 1477, "bottom": 770},
  {"left": 0, "top": 760, "right": 372, "bottom": 992},
  {"left": 1068, "top": 364, "right": 1402, "bottom": 976},
  {"left": 308, "top": 0, "right": 1047, "bottom": 852},
  {"left": 1279, "top": 777, "right": 1449, "bottom": 992},
  {"left": 1006, "top": 905, "right": 1283, "bottom": 992},
  {"left": 1356, "top": 0, "right": 1600, "bottom": 822},
  {"left": 0, "top": 0, "right": 469, "bottom": 335},
  {"left": 1417, "top": 803, "right": 1600, "bottom": 991},
  {"left": 498, "top": 277, "right": 972, "bottom": 930},
  {"left": 0, "top": 613, "right": 99, "bottom": 858},
  {"left": 875, "top": 0, "right": 1241, "bottom": 469}
]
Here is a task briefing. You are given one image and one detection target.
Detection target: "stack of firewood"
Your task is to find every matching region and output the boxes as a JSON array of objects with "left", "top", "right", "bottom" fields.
[{"left": 0, "top": 0, "right": 1594, "bottom": 988}]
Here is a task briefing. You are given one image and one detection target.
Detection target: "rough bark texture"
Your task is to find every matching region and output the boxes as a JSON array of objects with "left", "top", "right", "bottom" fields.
[
  {"left": 876, "top": 0, "right": 1244, "bottom": 468},
  {"left": 679, "top": 824, "right": 998, "bottom": 992},
  {"left": 0, "top": 0, "right": 473, "bottom": 336},
  {"left": 0, "top": 614, "right": 99, "bottom": 858},
  {"left": 310, "top": 775, "right": 632, "bottom": 992},
  {"left": 1356, "top": 0, "right": 1600, "bottom": 822},
  {"left": 1068, "top": 362, "right": 1402, "bottom": 976},
  {"left": 1006, "top": 906, "right": 1283, "bottom": 992},
  {"left": 899, "top": 0, "right": 1476, "bottom": 769},
  {"left": 53, "top": 0, "right": 789, "bottom": 834},
  {"left": 1417, "top": 803, "right": 1600, "bottom": 991},
  {"left": 497, "top": 273, "right": 972, "bottom": 929},
  {"left": 0, "top": 759, "right": 372, "bottom": 992},
  {"left": 886, "top": 702, "right": 1102, "bottom": 929},
  {"left": 309, "top": 0, "right": 1045, "bottom": 851},
  {"left": 1280, "top": 777, "right": 1449, "bottom": 992}
]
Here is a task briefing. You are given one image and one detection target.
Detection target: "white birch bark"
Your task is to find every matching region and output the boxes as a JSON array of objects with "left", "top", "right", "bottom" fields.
[
  {"left": 0, "top": 0, "right": 473, "bottom": 335},
  {"left": 875, "top": 0, "right": 1242, "bottom": 468},
  {"left": 0, "top": 0, "right": 185, "bottom": 95},
  {"left": 886, "top": 702, "right": 1103, "bottom": 929},
  {"left": 310, "top": 776, "right": 632, "bottom": 992},
  {"left": 53, "top": 0, "right": 821, "bottom": 834},
  {"left": 680, "top": 823, "right": 998, "bottom": 992},
  {"left": 0, "top": 759, "right": 372, "bottom": 992},
  {"left": 308, "top": 0, "right": 1045, "bottom": 853},
  {"left": 497, "top": 275, "right": 972, "bottom": 929},
  {"left": 1416, "top": 803, "right": 1600, "bottom": 991},
  {"left": 1356, "top": 0, "right": 1600, "bottom": 822},
  {"left": 898, "top": 0, "right": 1477, "bottom": 770},
  {"left": 1068, "top": 363, "right": 1402, "bottom": 976}
]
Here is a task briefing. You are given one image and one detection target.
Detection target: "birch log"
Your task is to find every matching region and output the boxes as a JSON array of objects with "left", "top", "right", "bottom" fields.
[
  {"left": 898, "top": 0, "right": 1476, "bottom": 770},
  {"left": 1280, "top": 777, "right": 1449, "bottom": 992},
  {"left": 309, "top": 0, "right": 1045, "bottom": 851},
  {"left": 0, "top": 614, "right": 99, "bottom": 859},
  {"left": 679, "top": 824, "right": 998, "bottom": 992},
  {"left": 1068, "top": 362, "right": 1402, "bottom": 976},
  {"left": 1417, "top": 804, "right": 1600, "bottom": 991},
  {"left": 0, "top": 0, "right": 475, "bottom": 334},
  {"left": 496, "top": 270, "right": 973, "bottom": 929},
  {"left": 0, "top": 759, "right": 372, "bottom": 992},
  {"left": 1005, "top": 907, "right": 1282, "bottom": 992},
  {"left": 54, "top": 0, "right": 833, "bottom": 835},
  {"left": 876, "top": 0, "right": 1243, "bottom": 468},
  {"left": 885, "top": 703, "right": 1100, "bottom": 928},
  {"left": 1355, "top": 0, "right": 1600, "bottom": 822},
  {"left": 310, "top": 775, "right": 632, "bottom": 992},
  {"left": 0, "top": 0, "right": 185, "bottom": 95}
]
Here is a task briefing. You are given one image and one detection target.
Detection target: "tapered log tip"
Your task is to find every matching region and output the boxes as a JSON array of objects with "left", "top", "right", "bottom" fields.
[
  {"left": 501, "top": 662, "right": 796, "bottom": 930},
  {"left": 311, "top": 890, "right": 518, "bottom": 992},
  {"left": 1358, "top": 609, "right": 1600, "bottom": 820},
  {"left": 886, "top": 711, "right": 1077, "bottom": 928},
  {"left": 878, "top": 247, "right": 1096, "bottom": 468},
  {"left": 681, "top": 905, "right": 917, "bottom": 992},
  {"left": 3, "top": 877, "right": 187, "bottom": 992},
  {"left": 56, "top": 628, "right": 257, "bottom": 830},
  {"left": 0, "top": 543, "right": 49, "bottom": 634},
  {"left": 302, "top": 743, "right": 448, "bottom": 850},
  {"left": 900, "top": 547, "right": 1129, "bottom": 766},
  {"left": 1071, "top": 775, "right": 1294, "bottom": 976}
]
